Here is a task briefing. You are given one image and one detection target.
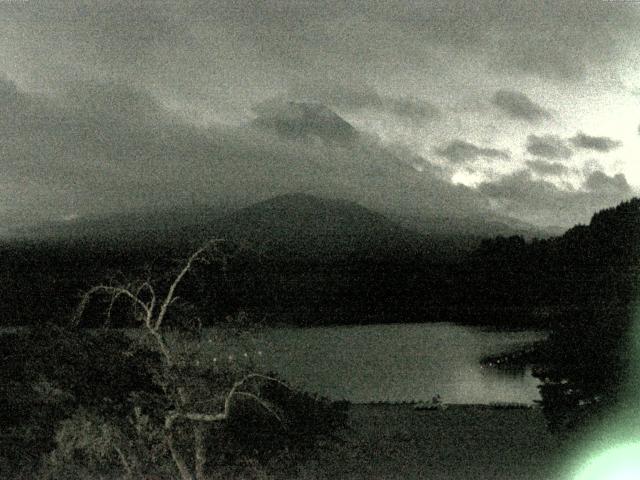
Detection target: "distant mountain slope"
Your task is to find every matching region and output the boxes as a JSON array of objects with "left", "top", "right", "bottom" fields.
[
  {"left": 397, "top": 213, "right": 561, "bottom": 242},
  {"left": 3, "top": 190, "right": 557, "bottom": 260},
  {"left": 207, "top": 193, "right": 433, "bottom": 260},
  {"left": 5, "top": 193, "right": 438, "bottom": 259},
  {"left": 3, "top": 204, "right": 229, "bottom": 245}
]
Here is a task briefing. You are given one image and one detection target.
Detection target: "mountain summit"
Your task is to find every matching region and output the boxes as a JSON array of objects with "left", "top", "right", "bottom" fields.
[
  {"left": 214, "top": 193, "right": 430, "bottom": 260},
  {"left": 252, "top": 101, "right": 357, "bottom": 144}
]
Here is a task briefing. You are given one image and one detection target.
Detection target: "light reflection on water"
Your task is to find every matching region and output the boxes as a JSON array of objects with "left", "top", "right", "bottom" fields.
[{"left": 198, "top": 322, "right": 546, "bottom": 404}]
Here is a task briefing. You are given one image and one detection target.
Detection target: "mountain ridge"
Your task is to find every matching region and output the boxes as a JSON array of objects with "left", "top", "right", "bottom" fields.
[{"left": 2, "top": 192, "right": 561, "bottom": 259}]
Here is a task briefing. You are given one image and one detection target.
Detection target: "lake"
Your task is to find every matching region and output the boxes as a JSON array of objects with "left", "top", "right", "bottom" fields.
[{"left": 198, "top": 322, "right": 546, "bottom": 405}]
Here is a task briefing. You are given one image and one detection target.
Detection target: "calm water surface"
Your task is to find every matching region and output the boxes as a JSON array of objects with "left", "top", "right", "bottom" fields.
[{"left": 200, "top": 323, "right": 546, "bottom": 405}]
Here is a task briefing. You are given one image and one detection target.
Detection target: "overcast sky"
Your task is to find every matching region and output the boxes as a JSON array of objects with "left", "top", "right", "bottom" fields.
[{"left": 1, "top": 0, "right": 639, "bottom": 230}]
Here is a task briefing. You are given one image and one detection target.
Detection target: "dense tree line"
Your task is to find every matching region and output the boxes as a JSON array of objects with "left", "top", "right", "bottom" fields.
[{"left": 475, "top": 199, "right": 640, "bottom": 433}]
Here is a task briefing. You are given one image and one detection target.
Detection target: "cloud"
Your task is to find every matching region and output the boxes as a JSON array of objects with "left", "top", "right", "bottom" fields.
[
  {"left": 290, "top": 83, "right": 383, "bottom": 110},
  {"left": 386, "top": 143, "right": 448, "bottom": 177},
  {"left": 570, "top": 132, "right": 622, "bottom": 152},
  {"left": 1, "top": 74, "right": 632, "bottom": 232},
  {"left": 478, "top": 171, "right": 559, "bottom": 205},
  {"left": 434, "top": 139, "right": 510, "bottom": 163},
  {"left": 584, "top": 171, "right": 630, "bottom": 193},
  {"left": 383, "top": 0, "right": 639, "bottom": 81},
  {"left": 251, "top": 100, "right": 358, "bottom": 144},
  {"left": 525, "top": 134, "right": 573, "bottom": 159},
  {"left": 384, "top": 97, "right": 441, "bottom": 123},
  {"left": 0, "top": 75, "right": 19, "bottom": 102},
  {"left": 492, "top": 90, "right": 550, "bottom": 122},
  {"left": 2, "top": 0, "right": 638, "bottom": 133},
  {"left": 289, "top": 82, "right": 440, "bottom": 124},
  {"left": 0, "top": 77, "right": 492, "bottom": 228},
  {"left": 63, "top": 81, "right": 169, "bottom": 123},
  {"left": 477, "top": 169, "right": 634, "bottom": 226},
  {"left": 525, "top": 159, "right": 569, "bottom": 176}
]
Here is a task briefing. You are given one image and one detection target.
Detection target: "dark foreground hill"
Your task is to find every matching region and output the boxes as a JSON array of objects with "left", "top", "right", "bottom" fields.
[
  {"left": 1, "top": 195, "right": 638, "bottom": 328},
  {"left": 0, "top": 193, "right": 440, "bottom": 326}
]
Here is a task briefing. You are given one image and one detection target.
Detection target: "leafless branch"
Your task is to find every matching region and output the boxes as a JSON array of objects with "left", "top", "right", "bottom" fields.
[
  {"left": 113, "top": 445, "right": 134, "bottom": 480},
  {"left": 75, "top": 285, "right": 152, "bottom": 326},
  {"left": 232, "top": 373, "right": 290, "bottom": 392},
  {"left": 136, "top": 281, "right": 156, "bottom": 315},
  {"left": 154, "top": 239, "right": 224, "bottom": 332},
  {"left": 234, "top": 392, "right": 283, "bottom": 423},
  {"left": 165, "top": 374, "right": 289, "bottom": 430}
]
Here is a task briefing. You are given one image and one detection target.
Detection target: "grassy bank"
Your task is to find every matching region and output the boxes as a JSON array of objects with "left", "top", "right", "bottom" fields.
[{"left": 289, "top": 403, "right": 565, "bottom": 480}]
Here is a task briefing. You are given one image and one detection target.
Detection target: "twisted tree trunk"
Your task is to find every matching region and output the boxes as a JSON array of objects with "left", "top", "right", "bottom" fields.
[{"left": 168, "top": 432, "right": 195, "bottom": 480}]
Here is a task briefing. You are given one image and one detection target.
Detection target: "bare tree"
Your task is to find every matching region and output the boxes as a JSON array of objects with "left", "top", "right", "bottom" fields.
[{"left": 74, "top": 240, "right": 287, "bottom": 480}]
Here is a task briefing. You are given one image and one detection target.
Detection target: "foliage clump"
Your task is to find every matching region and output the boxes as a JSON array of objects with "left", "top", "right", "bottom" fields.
[{"left": 1, "top": 241, "right": 348, "bottom": 480}]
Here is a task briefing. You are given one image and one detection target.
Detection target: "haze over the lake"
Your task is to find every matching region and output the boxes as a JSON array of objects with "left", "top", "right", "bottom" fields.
[{"left": 1, "top": 0, "right": 639, "bottom": 230}]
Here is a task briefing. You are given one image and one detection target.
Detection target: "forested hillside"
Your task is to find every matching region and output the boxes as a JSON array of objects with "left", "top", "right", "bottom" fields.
[{"left": 1, "top": 196, "right": 638, "bottom": 329}]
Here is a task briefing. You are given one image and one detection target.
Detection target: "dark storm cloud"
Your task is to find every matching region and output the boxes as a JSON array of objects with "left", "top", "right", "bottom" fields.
[
  {"left": 434, "top": 140, "right": 510, "bottom": 163},
  {"left": 186, "top": 0, "right": 639, "bottom": 81},
  {"left": 0, "top": 75, "right": 18, "bottom": 101},
  {"left": 289, "top": 83, "right": 441, "bottom": 124},
  {"left": 3, "top": 0, "right": 637, "bottom": 116},
  {"left": 382, "top": 0, "right": 639, "bottom": 80},
  {"left": 525, "top": 160, "right": 569, "bottom": 176},
  {"left": 584, "top": 171, "right": 631, "bottom": 193},
  {"left": 386, "top": 143, "right": 448, "bottom": 178},
  {"left": 0, "top": 76, "right": 489, "bottom": 226},
  {"left": 492, "top": 90, "right": 551, "bottom": 122},
  {"left": 477, "top": 169, "right": 633, "bottom": 226},
  {"left": 478, "top": 171, "right": 562, "bottom": 208},
  {"left": 384, "top": 97, "right": 441, "bottom": 123},
  {"left": 0, "top": 77, "right": 206, "bottom": 222},
  {"left": 14, "top": 1, "right": 191, "bottom": 63},
  {"left": 1, "top": 1, "right": 639, "bottom": 230},
  {"left": 570, "top": 132, "right": 622, "bottom": 152},
  {"left": 289, "top": 83, "right": 384, "bottom": 110},
  {"left": 526, "top": 135, "right": 573, "bottom": 160}
]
